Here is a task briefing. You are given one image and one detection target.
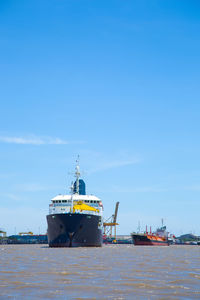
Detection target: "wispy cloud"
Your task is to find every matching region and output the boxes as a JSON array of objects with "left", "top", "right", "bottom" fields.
[
  {"left": 3, "top": 193, "right": 22, "bottom": 201},
  {"left": 110, "top": 185, "right": 168, "bottom": 193},
  {"left": 88, "top": 158, "right": 140, "bottom": 174},
  {"left": 0, "top": 135, "right": 82, "bottom": 145},
  {"left": 100, "top": 184, "right": 200, "bottom": 194},
  {"left": 94, "top": 185, "right": 168, "bottom": 194},
  {"left": 14, "top": 183, "right": 62, "bottom": 192},
  {"left": 183, "top": 185, "right": 200, "bottom": 191},
  {"left": 0, "top": 173, "right": 15, "bottom": 179}
]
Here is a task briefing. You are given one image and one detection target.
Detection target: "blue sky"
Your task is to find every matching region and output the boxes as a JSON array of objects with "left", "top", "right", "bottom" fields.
[{"left": 0, "top": 0, "right": 200, "bottom": 236}]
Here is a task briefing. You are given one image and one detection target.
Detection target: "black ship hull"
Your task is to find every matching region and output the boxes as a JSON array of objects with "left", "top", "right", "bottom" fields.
[{"left": 46, "top": 213, "right": 102, "bottom": 247}]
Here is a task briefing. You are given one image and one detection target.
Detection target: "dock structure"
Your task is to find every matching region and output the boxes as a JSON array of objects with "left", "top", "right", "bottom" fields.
[
  {"left": 0, "top": 233, "right": 48, "bottom": 244},
  {"left": 0, "top": 230, "right": 6, "bottom": 237},
  {"left": 103, "top": 202, "right": 119, "bottom": 241},
  {"left": 103, "top": 235, "right": 133, "bottom": 244}
]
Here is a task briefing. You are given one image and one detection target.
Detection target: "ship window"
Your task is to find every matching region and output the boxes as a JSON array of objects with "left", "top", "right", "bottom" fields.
[
  {"left": 59, "top": 200, "right": 61, "bottom": 203},
  {"left": 56, "top": 200, "right": 58, "bottom": 203},
  {"left": 90, "top": 201, "right": 93, "bottom": 203},
  {"left": 94, "top": 201, "right": 96, "bottom": 203}
]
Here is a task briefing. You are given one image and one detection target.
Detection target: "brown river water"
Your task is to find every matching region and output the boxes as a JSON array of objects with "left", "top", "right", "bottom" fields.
[{"left": 0, "top": 244, "right": 200, "bottom": 299}]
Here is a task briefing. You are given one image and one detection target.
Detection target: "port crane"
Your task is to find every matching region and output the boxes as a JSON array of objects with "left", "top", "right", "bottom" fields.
[{"left": 103, "top": 202, "right": 119, "bottom": 241}]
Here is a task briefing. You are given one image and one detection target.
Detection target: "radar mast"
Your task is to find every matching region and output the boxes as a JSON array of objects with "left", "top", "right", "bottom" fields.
[{"left": 75, "top": 155, "right": 80, "bottom": 195}]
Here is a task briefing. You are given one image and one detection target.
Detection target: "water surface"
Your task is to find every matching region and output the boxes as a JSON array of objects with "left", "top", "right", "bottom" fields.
[{"left": 0, "top": 244, "right": 200, "bottom": 299}]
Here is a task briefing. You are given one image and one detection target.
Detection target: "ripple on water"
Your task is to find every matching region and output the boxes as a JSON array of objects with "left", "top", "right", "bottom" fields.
[{"left": 0, "top": 244, "right": 200, "bottom": 299}]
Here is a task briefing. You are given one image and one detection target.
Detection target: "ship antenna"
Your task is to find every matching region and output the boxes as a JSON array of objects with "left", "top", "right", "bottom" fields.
[
  {"left": 70, "top": 181, "right": 74, "bottom": 213},
  {"left": 75, "top": 155, "right": 80, "bottom": 195},
  {"left": 70, "top": 181, "right": 74, "bottom": 195},
  {"left": 137, "top": 221, "right": 141, "bottom": 233}
]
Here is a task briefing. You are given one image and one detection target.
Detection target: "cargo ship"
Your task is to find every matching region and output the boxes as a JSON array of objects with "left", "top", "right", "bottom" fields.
[
  {"left": 46, "top": 160, "right": 103, "bottom": 247},
  {"left": 131, "top": 224, "right": 169, "bottom": 246}
]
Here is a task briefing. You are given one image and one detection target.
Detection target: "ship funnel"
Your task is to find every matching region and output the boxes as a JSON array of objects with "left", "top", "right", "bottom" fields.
[{"left": 73, "top": 179, "right": 86, "bottom": 195}]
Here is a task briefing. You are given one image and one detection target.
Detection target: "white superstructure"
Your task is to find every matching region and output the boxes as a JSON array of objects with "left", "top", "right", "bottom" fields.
[
  {"left": 48, "top": 158, "right": 103, "bottom": 219},
  {"left": 49, "top": 194, "right": 103, "bottom": 216}
]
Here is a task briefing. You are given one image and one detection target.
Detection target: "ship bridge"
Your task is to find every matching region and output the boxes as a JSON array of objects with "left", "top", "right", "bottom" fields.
[
  {"left": 49, "top": 194, "right": 103, "bottom": 216},
  {"left": 48, "top": 159, "right": 103, "bottom": 218}
]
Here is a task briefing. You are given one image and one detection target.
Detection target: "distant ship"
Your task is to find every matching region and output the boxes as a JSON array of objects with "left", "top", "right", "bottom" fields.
[
  {"left": 103, "top": 236, "right": 133, "bottom": 244},
  {"left": 131, "top": 224, "right": 169, "bottom": 246},
  {"left": 46, "top": 159, "right": 103, "bottom": 247}
]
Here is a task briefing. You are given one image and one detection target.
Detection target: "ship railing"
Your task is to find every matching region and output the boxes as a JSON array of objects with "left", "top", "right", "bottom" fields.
[
  {"left": 49, "top": 203, "right": 71, "bottom": 207},
  {"left": 49, "top": 202, "right": 101, "bottom": 208},
  {"left": 73, "top": 210, "right": 100, "bottom": 216},
  {"left": 49, "top": 208, "right": 100, "bottom": 215}
]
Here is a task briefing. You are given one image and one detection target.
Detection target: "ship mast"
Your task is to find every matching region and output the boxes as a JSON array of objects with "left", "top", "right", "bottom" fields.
[
  {"left": 70, "top": 157, "right": 81, "bottom": 212},
  {"left": 75, "top": 155, "right": 80, "bottom": 195},
  {"left": 70, "top": 181, "right": 74, "bottom": 213}
]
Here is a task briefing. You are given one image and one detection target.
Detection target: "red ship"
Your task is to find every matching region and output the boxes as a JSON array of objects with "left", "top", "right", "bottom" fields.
[{"left": 131, "top": 225, "right": 169, "bottom": 246}]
